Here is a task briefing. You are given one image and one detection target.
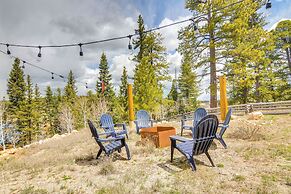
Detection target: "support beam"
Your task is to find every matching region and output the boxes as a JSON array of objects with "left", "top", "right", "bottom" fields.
[
  {"left": 219, "top": 75, "right": 228, "bottom": 121},
  {"left": 128, "top": 84, "right": 134, "bottom": 131}
]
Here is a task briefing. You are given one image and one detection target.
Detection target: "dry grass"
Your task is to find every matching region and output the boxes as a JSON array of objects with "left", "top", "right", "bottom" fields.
[
  {"left": 227, "top": 119, "right": 266, "bottom": 141},
  {"left": 0, "top": 115, "right": 290, "bottom": 193}
]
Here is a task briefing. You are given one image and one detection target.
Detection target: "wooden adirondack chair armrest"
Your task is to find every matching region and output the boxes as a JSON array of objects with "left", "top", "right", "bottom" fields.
[
  {"left": 181, "top": 118, "right": 193, "bottom": 122},
  {"left": 115, "top": 123, "right": 125, "bottom": 127},
  {"left": 170, "top": 135, "right": 192, "bottom": 143},
  {"left": 100, "top": 125, "right": 110, "bottom": 129},
  {"left": 97, "top": 136, "right": 125, "bottom": 142},
  {"left": 182, "top": 125, "right": 193, "bottom": 129},
  {"left": 98, "top": 131, "right": 115, "bottom": 136},
  {"left": 218, "top": 124, "right": 229, "bottom": 128},
  {"left": 115, "top": 123, "right": 127, "bottom": 131}
]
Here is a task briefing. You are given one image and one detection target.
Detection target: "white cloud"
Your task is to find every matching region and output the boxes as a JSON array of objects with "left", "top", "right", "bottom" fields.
[
  {"left": 158, "top": 16, "right": 191, "bottom": 52},
  {"left": 0, "top": 0, "right": 139, "bottom": 97}
]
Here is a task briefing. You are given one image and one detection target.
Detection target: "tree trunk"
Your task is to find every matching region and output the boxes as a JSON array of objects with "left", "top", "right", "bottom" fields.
[
  {"left": 209, "top": 38, "right": 217, "bottom": 108},
  {"left": 285, "top": 48, "right": 291, "bottom": 74},
  {"left": 208, "top": 1, "right": 217, "bottom": 108},
  {"left": 0, "top": 116, "right": 5, "bottom": 151},
  {"left": 255, "top": 75, "right": 260, "bottom": 102}
]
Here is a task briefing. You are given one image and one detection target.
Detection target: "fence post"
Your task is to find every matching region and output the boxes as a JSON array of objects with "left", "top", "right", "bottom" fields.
[
  {"left": 128, "top": 84, "right": 134, "bottom": 131},
  {"left": 219, "top": 75, "right": 228, "bottom": 121}
]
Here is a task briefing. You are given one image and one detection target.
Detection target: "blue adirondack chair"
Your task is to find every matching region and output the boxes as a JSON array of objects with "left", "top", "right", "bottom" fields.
[
  {"left": 100, "top": 114, "right": 128, "bottom": 138},
  {"left": 170, "top": 114, "right": 219, "bottom": 171},
  {"left": 216, "top": 108, "right": 232, "bottom": 149},
  {"left": 181, "top": 108, "right": 207, "bottom": 136},
  {"left": 88, "top": 120, "right": 130, "bottom": 160},
  {"left": 134, "top": 110, "right": 153, "bottom": 134}
]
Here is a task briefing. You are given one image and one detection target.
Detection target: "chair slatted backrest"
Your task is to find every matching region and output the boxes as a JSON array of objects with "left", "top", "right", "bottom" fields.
[
  {"left": 88, "top": 120, "right": 99, "bottom": 141},
  {"left": 136, "top": 110, "right": 151, "bottom": 128},
  {"left": 192, "top": 115, "right": 218, "bottom": 155},
  {"left": 100, "top": 114, "right": 115, "bottom": 133},
  {"left": 193, "top": 108, "right": 207, "bottom": 127},
  {"left": 219, "top": 108, "right": 232, "bottom": 136},
  {"left": 88, "top": 120, "right": 106, "bottom": 149}
]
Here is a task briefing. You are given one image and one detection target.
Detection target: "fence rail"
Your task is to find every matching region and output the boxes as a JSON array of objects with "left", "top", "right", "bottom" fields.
[{"left": 166, "top": 100, "right": 291, "bottom": 121}]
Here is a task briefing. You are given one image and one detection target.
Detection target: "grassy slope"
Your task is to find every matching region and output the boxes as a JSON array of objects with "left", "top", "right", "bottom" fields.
[{"left": 0, "top": 115, "right": 290, "bottom": 194}]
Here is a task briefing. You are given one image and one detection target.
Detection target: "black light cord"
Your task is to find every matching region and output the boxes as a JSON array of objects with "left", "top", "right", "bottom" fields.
[
  {"left": 0, "top": 0, "right": 245, "bottom": 50},
  {"left": 0, "top": 49, "right": 94, "bottom": 89}
]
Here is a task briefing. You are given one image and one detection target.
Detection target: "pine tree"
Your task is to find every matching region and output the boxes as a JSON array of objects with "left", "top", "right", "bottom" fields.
[
  {"left": 7, "top": 58, "right": 27, "bottom": 144},
  {"left": 133, "top": 15, "right": 169, "bottom": 113},
  {"left": 33, "top": 84, "right": 43, "bottom": 139},
  {"left": 118, "top": 66, "right": 129, "bottom": 121},
  {"left": 274, "top": 20, "right": 291, "bottom": 74},
  {"left": 166, "top": 78, "right": 179, "bottom": 117},
  {"left": 133, "top": 15, "right": 147, "bottom": 62},
  {"left": 119, "top": 66, "right": 128, "bottom": 110},
  {"left": 269, "top": 20, "right": 291, "bottom": 100},
  {"left": 179, "top": 0, "right": 230, "bottom": 107},
  {"left": 96, "top": 52, "right": 114, "bottom": 98},
  {"left": 223, "top": 1, "right": 276, "bottom": 103},
  {"left": 56, "top": 88, "right": 62, "bottom": 104},
  {"left": 168, "top": 79, "right": 178, "bottom": 102},
  {"left": 64, "top": 70, "right": 77, "bottom": 105},
  {"left": 23, "top": 75, "right": 34, "bottom": 143},
  {"left": 7, "top": 58, "right": 26, "bottom": 119},
  {"left": 45, "top": 86, "right": 56, "bottom": 134},
  {"left": 178, "top": 55, "right": 199, "bottom": 112},
  {"left": 134, "top": 57, "right": 162, "bottom": 112}
]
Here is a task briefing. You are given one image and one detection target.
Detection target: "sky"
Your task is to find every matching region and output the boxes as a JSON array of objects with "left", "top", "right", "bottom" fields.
[{"left": 0, "top": 0, "right": 290, "bottom": 100}]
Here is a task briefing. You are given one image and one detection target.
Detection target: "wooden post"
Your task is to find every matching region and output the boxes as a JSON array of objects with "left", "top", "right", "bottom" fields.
[
  {"left": 128, "top": 84, "right": 134, "bottom": 131},
  {"left": 219, "top": 75, "right": 228, "bottom": 121}
]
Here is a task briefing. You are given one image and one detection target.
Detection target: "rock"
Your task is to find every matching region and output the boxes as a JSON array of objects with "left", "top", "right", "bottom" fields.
[
  {"left": 247, "top": 111, "right": 263, "bottom": 120},
  {"left": 52, "top": 134, "right": 60, "bottom": 139},
  {"left": 38, "top": 140, "right": 44, "bottom": 144}
]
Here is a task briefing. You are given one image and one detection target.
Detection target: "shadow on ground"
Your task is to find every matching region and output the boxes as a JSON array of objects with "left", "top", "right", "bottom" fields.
[
  {"left": 157, "top": 157, "right": 212, "bottom": 173},
  {"left": 75, "top": 153, "right": 128, "bottom": 166}
]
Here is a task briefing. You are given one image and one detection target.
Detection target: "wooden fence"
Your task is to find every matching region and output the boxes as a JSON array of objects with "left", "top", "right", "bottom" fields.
[{"left": 166, "top": 100, "right": 291, "bottom": 121}]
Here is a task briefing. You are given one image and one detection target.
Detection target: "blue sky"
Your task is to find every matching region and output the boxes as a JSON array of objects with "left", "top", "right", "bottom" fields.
[
  {"left": 129, "top": 0, "right": 189, "bottom": 27},
  {"left": 265, "top": 0, "right": 291, "bottom": 29}
]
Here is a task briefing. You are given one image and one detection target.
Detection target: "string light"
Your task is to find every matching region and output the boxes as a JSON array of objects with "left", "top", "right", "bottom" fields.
[
  {"left": 0, "top": 49, "right": 92, "bottom": 90},
  {"left": 0, "top": 0, "right": 272, "bottom": 91},
  {"left": 0, "top": 0, "right": 247, "bottom": 56},
  {"left": 79, "top": 43, "right": 83, "bottom": 56},
  {"left": 128, "top": 35, "right": 132, "bottom": 50},
  {"left": 190, "top": 19, "right": 198, "bottom": 31},
  {"left": 22, "top": 60, "right": 26, "bottom": 69},
  {"left": 6, "top": 44, "right": 11, "bottom": 55},
  {"left": 266, "top": 0, "right": 272, "bottom": 9},
  {"left": 38, "top": 46, "right": 42, "bottom": 57}
]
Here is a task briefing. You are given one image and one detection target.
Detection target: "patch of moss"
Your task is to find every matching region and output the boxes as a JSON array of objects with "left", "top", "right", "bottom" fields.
[{"left": 232, "top": 175, "right": 246, "bottom": 182}]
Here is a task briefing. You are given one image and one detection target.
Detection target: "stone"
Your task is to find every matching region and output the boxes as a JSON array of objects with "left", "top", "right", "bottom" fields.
[{"left": 247, "top": 111, "right": 263, "bottom": 120}]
